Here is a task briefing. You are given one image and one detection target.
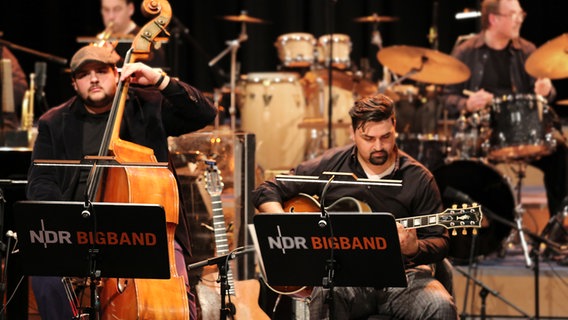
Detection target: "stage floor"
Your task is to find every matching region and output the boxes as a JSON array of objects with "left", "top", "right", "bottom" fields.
[{"left": 452, "top": 245, "right": 568, "bottom": 320}]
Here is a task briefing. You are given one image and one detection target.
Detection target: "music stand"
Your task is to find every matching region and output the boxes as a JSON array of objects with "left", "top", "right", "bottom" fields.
[
  {"left": 251, "top": 212, "right": 407, "bottom": 289},
  {"left": 13, "top": 200, "right": 170, "bottom": 279}
]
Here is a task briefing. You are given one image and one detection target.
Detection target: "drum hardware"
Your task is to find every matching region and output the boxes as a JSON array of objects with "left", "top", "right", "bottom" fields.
[
  {"left": 447, "top": 109, "right": 491, "bottom": 161},
  {"left": 377, "top": 45, "right": 471, "bottom": 85},
  {"left": 525, "top": 33, "right": 568, "bottom": 80},
  {"left": 428, "top": 1, "right": 440, "bottom": 51},
  {"left": 210, "top": 11, "right": 268, "bottom": 131}
]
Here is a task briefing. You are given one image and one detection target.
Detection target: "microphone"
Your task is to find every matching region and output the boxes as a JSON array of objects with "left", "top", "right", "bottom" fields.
[
  {"left": 34, "top": 61, "right": 48, "bottom": 113},
  {"left": 34, "top": 62, "right": 47, "bottom": 93},
  {"left": 443, "top": 186, "right": 475, "bottom": 204}
]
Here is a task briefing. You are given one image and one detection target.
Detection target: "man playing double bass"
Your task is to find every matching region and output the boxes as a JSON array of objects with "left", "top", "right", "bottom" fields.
[{"left": 26, "top": 45, "right": 216, "bottom": 319}]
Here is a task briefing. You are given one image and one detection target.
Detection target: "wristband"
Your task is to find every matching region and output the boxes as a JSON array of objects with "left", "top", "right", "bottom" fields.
[{"left": 154, "top": 71, "right": 167, "bottom": 88}]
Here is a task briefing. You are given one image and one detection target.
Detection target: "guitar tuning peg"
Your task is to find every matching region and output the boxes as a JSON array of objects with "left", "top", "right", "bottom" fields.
[
  {"left": 452, "top": 204, "right": 458, "bottom": 209},
  {"left": 472, "top": 228, "right": 477, "bottom": 235},
  {"left": 462, "top": 203, "right": 467, "bottom": 208},
  {"left": 462, "top": 228, "right": 467, "bottom": 235},
  {"left": 452, "top": 229, "right": 457, "bottom": 236},
  {"left": 472, "top": 202, "right": 478, "bottom": 207}
]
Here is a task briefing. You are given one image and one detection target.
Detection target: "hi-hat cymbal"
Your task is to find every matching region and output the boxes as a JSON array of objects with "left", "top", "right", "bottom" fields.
[
  {"left": 219, "top": 12, "right": 269, "bottom": 24},
  {"left": 354, "top": 13, "right": 399, "bottom": 23},
  {"left": 377, "top": 45, "right": 471, "bottom": 85},
  {"left": 525, "top": 33, "right": 568, "bottom": 79}
]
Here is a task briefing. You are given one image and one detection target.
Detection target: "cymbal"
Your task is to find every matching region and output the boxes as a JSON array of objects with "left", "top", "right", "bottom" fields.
[
  {"left": 525, "top": 33, "right": 568, "bottom": 79},
  {"left": 557, "top": 99, "right": 568, "bottom": 106},
  {"left": 219, "top": 13, "right": 269, "bottom": 24},
  {"left": 353, "top": 13, "right": 399, "bottom": 23},
  {"left": 377, "top": 45, "right": 471, "bottom": 85}
]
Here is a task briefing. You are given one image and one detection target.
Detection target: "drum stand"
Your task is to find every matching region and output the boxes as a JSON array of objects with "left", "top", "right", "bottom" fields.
[
  {"left": 209, "top": 15, "right": 249, "bottom": 131},
  {"left": 509, "top": 161, "right": 533, "bottom": 268}
]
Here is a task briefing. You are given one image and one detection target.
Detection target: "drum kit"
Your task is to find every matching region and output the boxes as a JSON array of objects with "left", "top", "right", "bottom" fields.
[
  {"left": 438, "top": 33, "right": 568, "bottom": 265},
  {"left": 212, "top": 12, "right": 566, "bottom": 261}
]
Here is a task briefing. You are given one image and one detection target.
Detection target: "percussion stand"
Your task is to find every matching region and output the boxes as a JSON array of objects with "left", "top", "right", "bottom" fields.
[
  {"left": 209, "top": 19, "right": 248, "bottom": 132},
  {"left": 510, "top": 161, "right": 533, "bottom": 268}
]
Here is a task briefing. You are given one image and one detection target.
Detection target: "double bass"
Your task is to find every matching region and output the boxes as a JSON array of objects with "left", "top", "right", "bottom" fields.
[{"left": 85, "top": 0, "right": 189, "bottom": 318}]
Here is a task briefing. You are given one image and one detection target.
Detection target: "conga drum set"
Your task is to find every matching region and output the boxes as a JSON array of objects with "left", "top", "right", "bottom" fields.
[{"left": 237, "top": 13, "right": 404, "bottom": 171}]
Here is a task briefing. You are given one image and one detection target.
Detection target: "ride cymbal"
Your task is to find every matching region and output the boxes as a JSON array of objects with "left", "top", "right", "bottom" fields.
[
  {"left": 525, "top": 33, "right": 568, "bottom": 79},
  {"left": 354, "top": 13, "right": 399, "bottom": 23},
  {"left": 377, "top": 45, "right": 471, "bottom": 85},
  {"left": 219, "top": 12, "right": 269, "bottom": 24}
]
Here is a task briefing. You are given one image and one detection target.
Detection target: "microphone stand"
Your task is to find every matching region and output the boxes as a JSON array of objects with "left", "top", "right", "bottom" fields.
[
  {"left": 453, "top": 266, "right": 531, "bottom": 319},
  {"left": 188, "top": 247, "right": 255, "bottom": 320},
  {"left": 445, "top": 186, "right": 564, "bottom": 320},
  {"left": 319, "top": 175, "right": 337, "bottom": 320},
  {"left": 169, "top": 15, "right": 226, "bottom": 87},
  {"left": 325, "top": 0, "right": 337, "bottom": 150}
]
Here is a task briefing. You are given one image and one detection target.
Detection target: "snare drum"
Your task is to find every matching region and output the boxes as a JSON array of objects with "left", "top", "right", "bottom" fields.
[
  {"left": 486, "top": 94, "right": 556, "bottom": 161},
  {"left": 317, "top": 34, "right": 352, "bottom": 69},
  {"left": 239, "top": 72, "right": 307, "bottom": 170},
  {"left": 275, "top": 33, "right": 316, "bottom": 68}
]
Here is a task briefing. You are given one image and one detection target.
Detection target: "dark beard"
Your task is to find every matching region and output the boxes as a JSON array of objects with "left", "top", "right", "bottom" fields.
[
  {"left": 80, "top": 93, "right": 114, "bottom": 110},
  {"left": 369, "top": 150, "right": 388, "bottom": 166}
]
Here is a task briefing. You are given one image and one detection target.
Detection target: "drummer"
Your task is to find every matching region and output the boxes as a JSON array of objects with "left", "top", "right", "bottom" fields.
[{"left": 441, "top": 0, "right": 568, "bottom": 255}]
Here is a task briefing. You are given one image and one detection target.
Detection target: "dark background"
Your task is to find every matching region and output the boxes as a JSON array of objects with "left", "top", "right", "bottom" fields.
[{"left": 1, "top": 0, "right": 567, "bottom": 117}]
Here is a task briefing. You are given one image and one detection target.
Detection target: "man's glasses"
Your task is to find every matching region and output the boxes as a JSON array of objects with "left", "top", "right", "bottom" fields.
[{"left": 495, "top": 11, "right": 527, "bottom": 21}]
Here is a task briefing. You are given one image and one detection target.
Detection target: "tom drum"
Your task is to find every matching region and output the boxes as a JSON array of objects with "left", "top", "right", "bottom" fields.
[
  {"left": 317, "top": 34, "right": 352, "bottom": 70},
  {"left": 275, "top": 33, "right": 316, "bottom": 68}
]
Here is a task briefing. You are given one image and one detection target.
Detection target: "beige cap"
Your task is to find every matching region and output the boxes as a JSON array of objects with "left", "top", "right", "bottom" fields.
[{"left": 70, "top": 45, "right": 121, "bottom": 72}]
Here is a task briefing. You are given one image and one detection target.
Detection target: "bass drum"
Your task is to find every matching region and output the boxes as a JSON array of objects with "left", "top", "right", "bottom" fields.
[{"left": 433, "top": 160, "right": 515, "bottom": 264}]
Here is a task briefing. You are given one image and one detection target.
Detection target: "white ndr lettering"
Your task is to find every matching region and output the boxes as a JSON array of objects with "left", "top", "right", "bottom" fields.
[
  {"left": 30, "top": 230, "right": 72, "bottom": 244},
  {"left": 267, "top": 236, "right": 308, "bottom": 249}
]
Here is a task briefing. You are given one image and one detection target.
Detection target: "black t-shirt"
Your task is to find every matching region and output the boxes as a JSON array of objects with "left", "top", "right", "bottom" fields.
[
  {"left": 480, "top": 46, "right": 513, "bottom": 97},
  {"left": 73, "top": 109, "right": 109, "bottom": 201}
]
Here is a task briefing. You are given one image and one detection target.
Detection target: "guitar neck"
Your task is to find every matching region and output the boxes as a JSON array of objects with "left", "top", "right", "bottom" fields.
[
  {"left": 396, "top": 213, "right": 440, "bottom": 230},
  {"left": 211, "top": 194, "right": 236, "bottom": 296}
]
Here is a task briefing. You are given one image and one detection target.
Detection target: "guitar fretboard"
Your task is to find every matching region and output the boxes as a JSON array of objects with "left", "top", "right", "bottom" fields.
[
  {"left": 211, "top": 194, "right": 236, "bottom": 296},
  {"left": 396, "top": 214, "right": 439, "bottom": 229}
]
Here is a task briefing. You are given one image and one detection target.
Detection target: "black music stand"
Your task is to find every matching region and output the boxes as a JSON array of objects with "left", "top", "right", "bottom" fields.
[
  {"left": 13, "top": 201, "right": 170, "bottom": 318},
  {"left": 251, "top": 212, "right": 407, "bottom": 289}
]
